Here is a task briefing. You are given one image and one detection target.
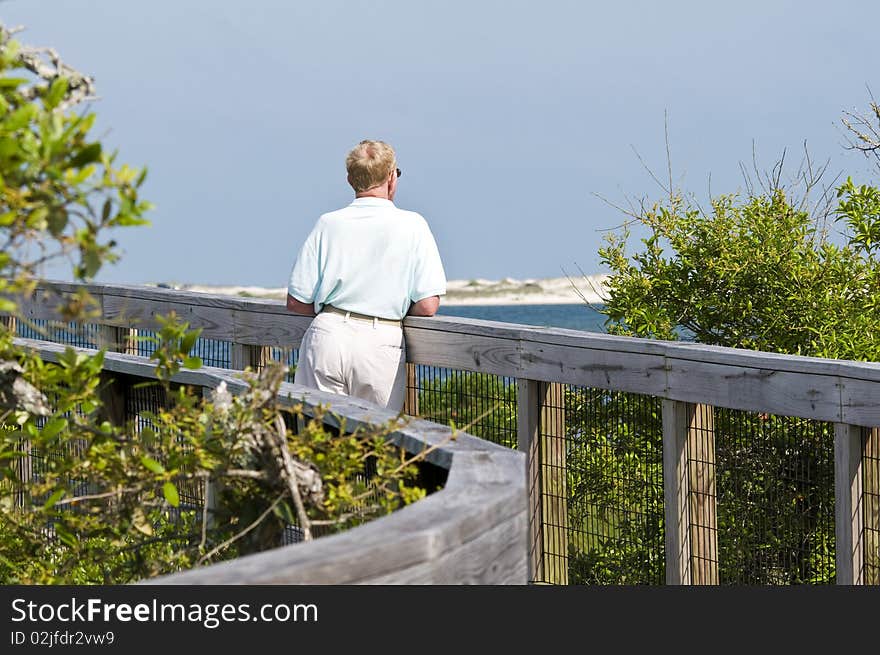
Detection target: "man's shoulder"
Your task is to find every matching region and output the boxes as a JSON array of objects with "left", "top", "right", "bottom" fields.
[{"left": 393, "top": 207, "right": 429, "bottom": 225}]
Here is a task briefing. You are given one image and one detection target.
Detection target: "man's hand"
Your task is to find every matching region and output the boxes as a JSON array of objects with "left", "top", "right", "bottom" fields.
[
  {"left": 287, "top": 294, "right": 316, "bottom": 316},
  {"left": 407, "top": 295, "right": 440, "bottom": 317}
]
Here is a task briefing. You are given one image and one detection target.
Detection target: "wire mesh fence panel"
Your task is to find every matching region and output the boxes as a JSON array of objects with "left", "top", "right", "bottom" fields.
[
  {"left": 863, "top": 428, "right": 880, "bottom": 585},
  {"left": 125, "top": 381, "right": 205, "bottom": 510},
  {"left": 714, "top": 409, "right": 835, "bottom": 584},
  {"left": 561, "top": 387, "right": 665, "bottom": 585},
  {"left": 266, "top": 347, "right": 299, "bottom": 383},
  {"left": 16, "top": 319, "right": 101, "bottom": 348},
  {"left": 130, "top": 329, "right": 158, "bottom": 358},
  {"left": 684, "top": 403, "right": 718, "bottom": 584},
  {"left": 407, "top": 365, "right": 517, "bottom": 448},
  {"left": 191, "top": 338, "right": 231, "bottom": 369}
]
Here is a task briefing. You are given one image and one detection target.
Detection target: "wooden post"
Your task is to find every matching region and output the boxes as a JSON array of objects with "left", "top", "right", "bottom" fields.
[
  {"left": 201, "top": 386, "right": 219, "bottom": 530},
  {"left": 98, "top": 325, "right": 128, "bottom": 353},
  {"left": 662, "top": 401, "right": 718, "bottom": 585},
  {"left": 1, "top": 314, "right": 17, "bottom": 335},
  {"left": 865, "top": 428, "right": 880, "bottom": 585},
  {"left": 540, "top": 381, "right": 568, "bottom": 584},
  {"left": 517, "top": 379, "right": 543, "bottom": 582},
  {"left": 687, "top": 403, "right": 717, "bottom": 584},
  {"left": 662, "top": 399, "right": 692, "bottom": 585},
  {"left": 231, "top": 343, "right": 269, "bottom": 371},
  {"left": 834, "top": 424, "right": 864, "bottom": 584},
  {"left": 97, "top": 372, "right": 128, "bottom": 427},
  {"left": 404, "top": 363, "right": 419, "bottom": 416},
  {"left": 123, "top": 327, "right": 139, "bottom": 355}
]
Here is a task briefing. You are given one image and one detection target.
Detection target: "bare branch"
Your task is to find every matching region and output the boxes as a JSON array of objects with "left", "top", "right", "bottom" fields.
[
  {"left": 197, "top": 494, "right": 285, "bottom": 566},
  {"left": 272, "top": 413, "right": 314, "bottom": 541},
  {"left": 665, "top": 109, "right": 674, "bottom": 204},
  {"left": 840, "top": 88, "right": 880, "bottom": 172},
  {"left": 0, "top": 22, "right": 98, "bottom": 111}
]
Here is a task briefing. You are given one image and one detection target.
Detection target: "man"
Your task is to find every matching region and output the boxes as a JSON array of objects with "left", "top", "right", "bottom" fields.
[{"left": 286, "top": 140, "right": 446, "bottom": 412}]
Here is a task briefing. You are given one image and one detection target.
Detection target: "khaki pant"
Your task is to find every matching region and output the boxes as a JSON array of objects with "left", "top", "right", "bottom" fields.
[{"left": 294, "top": 310, "right": 406, "bottom": 411}]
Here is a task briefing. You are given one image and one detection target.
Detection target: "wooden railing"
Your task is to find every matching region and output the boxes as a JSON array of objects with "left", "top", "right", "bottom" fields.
[
  {"left": 13, "top": 281, "right": 880, "bottom": 584},
  {"left": 23, "top": 338, "right": 527, "bottom": 584}
]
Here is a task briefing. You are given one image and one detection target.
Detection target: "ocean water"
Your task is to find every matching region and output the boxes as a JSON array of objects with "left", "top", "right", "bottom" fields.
[{"left": 437, "top": 303, "right": 607, "bottom": 333}]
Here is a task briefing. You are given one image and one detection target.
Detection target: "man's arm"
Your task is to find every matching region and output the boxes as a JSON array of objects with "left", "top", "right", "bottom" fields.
[
  {"left": 407, "top": 295, "right": 440, "bottom": 317},
  {"left": 287, "top": 294, "right": 316, "bottom": 316}
]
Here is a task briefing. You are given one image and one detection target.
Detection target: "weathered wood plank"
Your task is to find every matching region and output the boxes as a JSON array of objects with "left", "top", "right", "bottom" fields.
[
  {"left": 404, "top": 363, "right": 419, "bottom": 416},
  {"left": 232, "top": 309, "right": 310, "bottom": 348},
  {"left": 365, "top": 509, "right": 528, "bottom": 583},
  {"left": 664, "top": 360, "right": 844, "bottom": 424},
  {"left": 519, "top": 340, "right": 668, "bottom": 394},
  {"left": 97, "top": 371, "right": 128, "bottom": 427},
  {"left": 834, "top": 423, "right": 865, "bottom": 584},
  {"left": 29, "top": 280, "right": 880, "bottom": 395},
  {"left": 662, "top": 399, "right": 692, "bottom": 585},
  {"left": 17, "top": 293, "right": 76, "bottom": 322},
  {"left": 687, "top": 403, "right": 718, "bottom": 585},
  {"left": 540, "top": 381, "right": 568, "bottom": 585},
  {"left": 102, "top": 296, "right": 233, "bottom": 339},
  {"left": 0, "top": 314, "right": 16, "bottom": 334},
  {"left": 516, "top": 379, "right": 543, "bottom": 582},
  {"left": 404, "top": 325, "right": 520, "bottom": 376},
  {"left": 839, "top": 382, "right": 880, "bottom": 429},
  {"left": 864, "top": 428, "right": 880, "bottom": 585},
  {"left": 230, "top": 343, "right": 269, "bottom": 371}
]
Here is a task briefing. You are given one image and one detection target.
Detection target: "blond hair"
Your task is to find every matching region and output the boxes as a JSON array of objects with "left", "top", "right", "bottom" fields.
[{"left": 345, "top": 140, "right": 396, "bottom": 192}]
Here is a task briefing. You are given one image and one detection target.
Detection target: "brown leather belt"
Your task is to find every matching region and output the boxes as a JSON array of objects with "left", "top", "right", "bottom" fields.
[{"left": 322, "top": 304, "right": 402, "bottom": 327}]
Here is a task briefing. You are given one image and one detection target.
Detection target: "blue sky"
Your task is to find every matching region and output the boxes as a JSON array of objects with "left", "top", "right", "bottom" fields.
[{"left": 3, "top": 1, "right": 879, "bottom": 286}]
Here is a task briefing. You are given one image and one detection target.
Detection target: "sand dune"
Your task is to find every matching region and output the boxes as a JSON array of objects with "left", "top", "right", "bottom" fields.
[{"left": 166, "top": 274, "right": 609, "bottom": 306}]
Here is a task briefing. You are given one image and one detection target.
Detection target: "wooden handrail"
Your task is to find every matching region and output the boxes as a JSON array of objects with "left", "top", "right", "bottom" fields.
[
  {"left": 24, "top": 338, "right": 527, "bottom": 584},
  {"left": 18, "top": 280, "right": 880, "bottom": 425}
]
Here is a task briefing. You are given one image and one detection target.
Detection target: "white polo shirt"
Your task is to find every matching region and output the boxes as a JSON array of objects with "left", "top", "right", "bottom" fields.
[{"left": 287, "top": 198, "right": 447, "bottom": 320}]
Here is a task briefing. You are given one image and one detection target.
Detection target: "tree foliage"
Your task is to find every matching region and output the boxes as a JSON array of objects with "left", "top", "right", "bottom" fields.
[
  {"left": 590, "top": 152, "right": 880, "bottom": 583},
  {"left": 418, "top": 372, "right": 517, "bottom": 448},
  {"left": 599, "top": 180, "right": 880, "bottom": 361}
]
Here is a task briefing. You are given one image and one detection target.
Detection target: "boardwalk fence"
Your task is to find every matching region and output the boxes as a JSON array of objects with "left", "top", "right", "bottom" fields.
[{"left": 8, "top": 281, "right": 880, "bottom": 584}]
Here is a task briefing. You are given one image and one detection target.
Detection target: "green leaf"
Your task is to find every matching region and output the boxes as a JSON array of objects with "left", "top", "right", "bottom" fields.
[
  {"left": 113, "top": 214, "right": 150, "bottom": 227},
  {"left": 140, "top": 456, "right": 165, "bottom": 474},
  {"left": 3, "top": 105, "right": 36, "bottom": 132},
  {"left": 53, "top": 522, "right": 78, "bottom": 548},
  {"left": 40, "top": 417, "right": 68, "bottom": 441},
  {"left": 183, "top": 356, "right": 202, "bottom": 369},
  {"left": 0, "top": 77, "right": 29, "bottom": 89},
  {"left": 162, "top": 482, "right": 180, "bottom": 507},
  {"left": 180, "top": 329, "right": 200, "bottom": 354},
  {"left": 44, "top": 77, "right": 69, "bottom": 110},
  {"left": 47, "top": 208, "right": 68, "bottom": 236},
  {"left": 80, "top": 249, "right": 101, "bottom": 280},
  {"left": 43, "top": 488, "right": 66, "bottom": 509},
  {"left": 273, "top": 501, "right": 297, "bottom": 526},
  {"left": 69, "top": 142, "right": 102, "bottom": 168},
  {"left": 25, "top": 206, "right": 49, "bottom": 230}
]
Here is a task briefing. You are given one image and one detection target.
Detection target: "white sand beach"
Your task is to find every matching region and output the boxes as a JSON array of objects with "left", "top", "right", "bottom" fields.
[{"left": 166, "top": 274, "right": 609, "bottom": 306}]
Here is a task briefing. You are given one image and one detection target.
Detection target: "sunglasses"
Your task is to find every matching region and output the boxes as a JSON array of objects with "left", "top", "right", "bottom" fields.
[{"left": 395, "top": 167, "right": 402, "bottom": 178}]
